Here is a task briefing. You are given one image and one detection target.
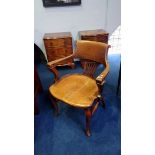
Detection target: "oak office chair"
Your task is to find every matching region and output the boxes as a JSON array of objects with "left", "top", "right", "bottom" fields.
[{"left": 47, "top": 40, "right": 110, "bottom": 136}]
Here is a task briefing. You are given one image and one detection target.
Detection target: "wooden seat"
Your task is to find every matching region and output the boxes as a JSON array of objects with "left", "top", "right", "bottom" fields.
[
  {"left": 49, "top": 74, "right": 99, "bottom": 108},
  {"left": 47, "top": 40, "right": 110, "bottom": 136}
]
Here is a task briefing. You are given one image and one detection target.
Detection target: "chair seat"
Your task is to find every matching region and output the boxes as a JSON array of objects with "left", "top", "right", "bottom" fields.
[{"left": 49, "top": 74, "right": 99, "bottom": 108}]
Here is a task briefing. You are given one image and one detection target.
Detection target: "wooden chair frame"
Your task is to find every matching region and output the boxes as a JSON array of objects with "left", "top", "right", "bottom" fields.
[{"left": 47, "top": 40, "right": 110, "bottom": 136}]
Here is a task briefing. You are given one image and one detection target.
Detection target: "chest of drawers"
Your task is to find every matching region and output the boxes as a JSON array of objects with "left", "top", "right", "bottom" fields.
[
  {"left": 43, "top": 32, "right": 74, "bottom": 68},
  {"left": 79, "top": 29, "right": 109, "bottom": 43}
]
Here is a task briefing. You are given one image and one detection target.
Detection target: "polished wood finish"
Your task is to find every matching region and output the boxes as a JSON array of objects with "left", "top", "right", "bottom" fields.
[
  {"left": 49, "top": 67, "right": 59, "bottom": 82},
  {"left": 43, "top": 32, "right": 75, "bottom": 68},
  {"left": 79, "top": 29, "right": 109, "bottom": 43},
  {"left": 85, "top": 108, "right": 92, "bottom": 136},
  {"left": 49, "top": 74, "right": 99, "bottom": 108},
  {"left": 79, "top": 29, "right": 109, "bottom": 69},
  {"left": 49, "top": 93, "right": 60, "bottom": 116},
  {"left": 47, "top": 54, "right": 74, "bottom": 81},
  {"left": 91, "top": 102, "right": 99, "bottom": 115},
  {"left": 82, "top": 60, "right": 99, "bottom": 78},
  {"left": 48, "top": 40, "right": 110, "bottom": 136}
]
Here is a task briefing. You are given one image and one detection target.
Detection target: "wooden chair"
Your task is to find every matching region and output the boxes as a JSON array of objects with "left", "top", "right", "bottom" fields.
[{"left": 47, "top": 40, "right": 110, "bottom": 136}]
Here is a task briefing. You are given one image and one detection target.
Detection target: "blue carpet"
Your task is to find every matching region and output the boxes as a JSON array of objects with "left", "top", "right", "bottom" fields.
[{"left": 34, "top": 54, "right": 121, "bottom": 155}]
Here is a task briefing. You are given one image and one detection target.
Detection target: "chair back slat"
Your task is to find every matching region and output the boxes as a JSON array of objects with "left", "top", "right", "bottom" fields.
[{"left": 82, "top": 60, "right": 99, "bottom": 78}]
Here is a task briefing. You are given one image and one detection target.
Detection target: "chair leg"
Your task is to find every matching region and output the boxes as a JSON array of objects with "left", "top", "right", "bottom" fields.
[
  {"left": 49, "top": 94, "right": 59, "bottom": 115},
  {"left": 85, "top": 108, "right": 92, "bottom": 137}
]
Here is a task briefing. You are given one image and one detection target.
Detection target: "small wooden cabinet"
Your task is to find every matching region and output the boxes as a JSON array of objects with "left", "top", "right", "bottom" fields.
[
  {"left": 78, "top": 29, "right": 109, "bottom": 43},
  {"left": 43, "top": 32, "right": 74, "bottom": 68}
]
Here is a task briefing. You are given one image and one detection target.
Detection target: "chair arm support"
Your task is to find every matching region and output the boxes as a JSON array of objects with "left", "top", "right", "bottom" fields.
[
  {"left": 96, "top": 62, "right": 110, "bottom": 85},
  {"left": 47, "top": 54, "right": 74, "bottom": 67},
  {"left": 47, "top": 54, "right": 74, "bottom": 82},
  {"left": 48, "top": 66, "right": 59, "bottom": 82}
]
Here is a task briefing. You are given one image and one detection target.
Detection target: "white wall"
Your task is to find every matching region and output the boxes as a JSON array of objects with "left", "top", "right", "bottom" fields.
[
  {"left": 34, "top": 0, "right": 107, "bottom": 53},
  {"left": 34, "top": 0, "right": 121, "bottom": 54},
  {"left": 106, "top": 0, "right": 121, "bottom": 35}
]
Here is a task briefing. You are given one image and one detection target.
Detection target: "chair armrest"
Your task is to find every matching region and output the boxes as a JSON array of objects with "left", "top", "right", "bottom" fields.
[
  {"left": 47, "top": 54, "right": 74, "bottom": 82},
  {"left": 47, "top": 54, "right": 74, "bottom": 67},
  {"left": 96, "top": 61, "right": 110, "bottom": 85}
]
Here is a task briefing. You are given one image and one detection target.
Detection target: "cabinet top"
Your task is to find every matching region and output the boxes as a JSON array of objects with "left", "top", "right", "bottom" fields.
[
  {"left": 79, "top": 29, "right": 108, "bottom": 36},
  {"left": 43, "top": 32, "right": 72, "bottom": 39}
]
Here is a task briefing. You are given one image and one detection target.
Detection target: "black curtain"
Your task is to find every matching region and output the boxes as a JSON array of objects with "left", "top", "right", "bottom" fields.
[{"left": 34, "top": 43, "right": 47, "bottom": 65}]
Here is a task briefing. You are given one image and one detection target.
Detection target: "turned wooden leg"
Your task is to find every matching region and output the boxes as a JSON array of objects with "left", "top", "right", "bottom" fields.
[
  {"left": 49, "top": 94, "right": 59, "bottom": 116},
  {"left": 85, "top": 108, "right": 92, "bottom": 137}
]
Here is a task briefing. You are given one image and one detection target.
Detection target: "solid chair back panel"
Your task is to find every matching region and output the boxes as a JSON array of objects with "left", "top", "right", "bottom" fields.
[{"left": 75, "top": 40, "right": 110, "bottom": 66}]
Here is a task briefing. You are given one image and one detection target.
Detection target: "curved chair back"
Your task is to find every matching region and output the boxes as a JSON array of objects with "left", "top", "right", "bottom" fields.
[
  {"left": 74, "top": 40, "right": 110, "bottom": 67},
  {"left": 74, "top": 40, "right": 110, "bottom": 77}
]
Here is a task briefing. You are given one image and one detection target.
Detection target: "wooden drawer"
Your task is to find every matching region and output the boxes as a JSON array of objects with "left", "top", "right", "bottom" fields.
[
  {"left": 79, "top": 29, "right": 109, "bottom": 44},
  {"left": 46, "top": 48, "right": 66, "bottom": 62},
  {"left": 46, "top": 47, "right": 66, "bottom": 55},
  {"left": 97, "top": 36, "right": 108, "bottom": 43},
  {"left": 47, "top": 53, "right": 66, "bottom": 62},
  {"left": 81, "top": 36, "right": 98, "bottom": 41},
  {"left": 64, "top": 38, "right": 72, "bottom": 45},
  {"left": 43, "top": 32, "right": 74, "bottom": 67},
  {"left": 65, "top": 47, "right": 73, "bottom": 54},
  {"left": 44, "top": 39, "right": 65, "bottom": 47}
]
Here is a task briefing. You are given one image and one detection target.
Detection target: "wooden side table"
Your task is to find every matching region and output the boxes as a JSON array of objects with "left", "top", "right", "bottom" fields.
[
  {"left": 78, "top": 29, "right": 109, "bottom": 43},
  {"left": 43, "top": 32, "right": 75, "bottom": 68}
]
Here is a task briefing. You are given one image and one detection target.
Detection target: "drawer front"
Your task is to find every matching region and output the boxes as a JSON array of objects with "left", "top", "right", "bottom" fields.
[
  {"left": 65, "top": 46, "right": 73, "bottom": 55},
  {"left": 81, "top": 36, "right": 98, "bottom": 41},
  {"left": 47, "top": 54, "right": 67, "bottom": 63},
  {"left": 64, "top": 37, "right": 72, "bottom": 45},
  {"left": 44, "top": 39, "right": 73, "bottom": 65},
  {"left": 81, "top": 34, "right": 109, "bottom": 43},
  {"left": 44, "top": 39, "right": 65, "bottom": 47},
  {"left": 46, "top": 47, "right": 66, "bottom": 55},
  {"left": 97, "top": 35, "right": 109, "bottom": 43},
  {"left": 47, "top": 56, "right": 55, "bottom": 62},
  {"left": 46, "top": 47, "right": 66, "bottom": 61}
]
